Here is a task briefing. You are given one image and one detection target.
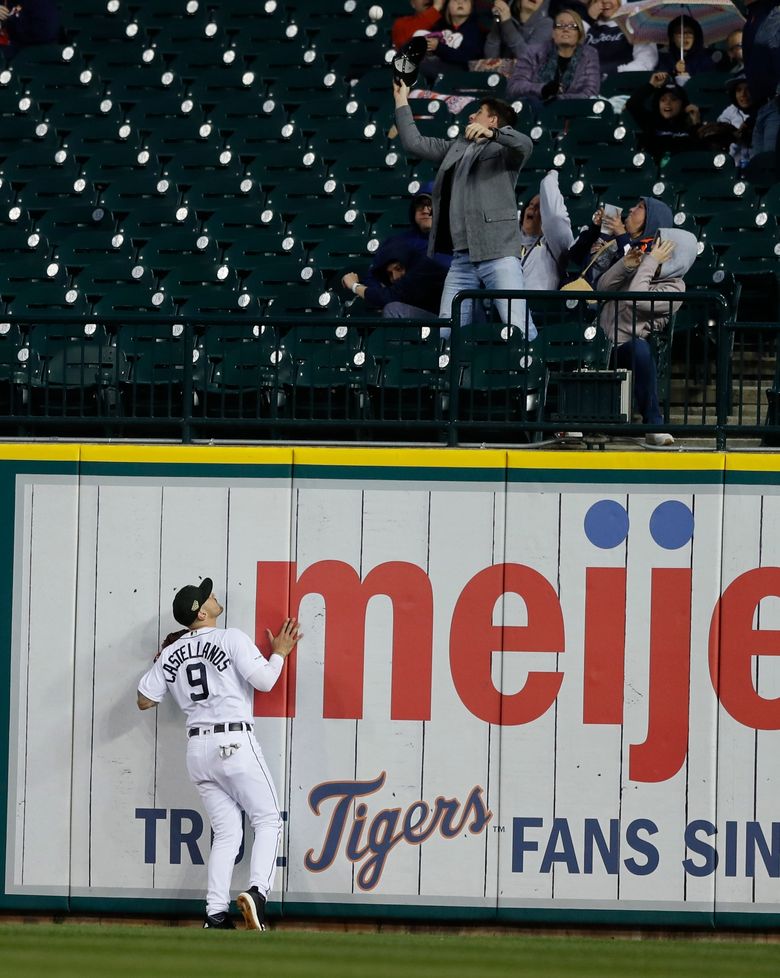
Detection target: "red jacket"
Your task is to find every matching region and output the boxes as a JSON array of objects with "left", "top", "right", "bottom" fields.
[{"left": 392, "top": 5, "right": 441, "bottom": 49}]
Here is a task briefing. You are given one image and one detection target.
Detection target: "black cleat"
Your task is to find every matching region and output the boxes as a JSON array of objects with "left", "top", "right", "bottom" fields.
[
  {"left": 203, "top": 911, "right": 236, "bottom": 929},
  {"left": 237, "top": 886, "right": 267, "bottom": 931}
]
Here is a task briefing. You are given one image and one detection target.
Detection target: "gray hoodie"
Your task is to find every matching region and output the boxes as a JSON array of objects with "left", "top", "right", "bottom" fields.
[
  {"left": 597, "top": 227, "right": 699, "bottom": 345},
  {"left": 484, "top": 1, "right": 553, "bottom": 59}
]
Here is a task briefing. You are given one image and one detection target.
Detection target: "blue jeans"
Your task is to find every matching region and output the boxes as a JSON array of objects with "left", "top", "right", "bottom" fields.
[
  {"left": 439, "top": 252, "right": 537, "bottom": 341},
  {"left": 751, "top": 100, "right": 780, "bottom": 156},
  {"left": 382, "top": 301, "right": 438, "bottom": 320},
  {"left": 615, "top": 338, "right": 662, "bottom": 426}
]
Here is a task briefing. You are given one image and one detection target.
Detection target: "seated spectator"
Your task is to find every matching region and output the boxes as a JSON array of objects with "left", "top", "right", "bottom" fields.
[
  {"left": 585, "top": 0, "right": 658, "bottom": 79},
  {"left": 743, "top": 0, "right": 780, "bottom": 164},
  {"left": 506, "top": 9, "right": 600, "bottom": 105},
  {"left": 392, "top": 0, "right": 446, "bottom": 51},
  {"left": 484, "top": 0, "right": 553, "bottom": 60},
  {"left": 656, "top": 15, "right": 716, "bottom": 83},
  {"left": 419, "top": 0, "right": 487, "bottom": 81},
  {"left": 626, "top": 72, "right": 704, "bottom": 161},
  {"left": 597, "top": 228, "right": 697, "bottom": 446},
  {"left": 0, "top": 0, "right": 61, "bottom": 58},
  {"left": 385, "top": 184, "right": 453, "bottom": 270},
  {"left": 715, "top": 28, "right": 744, "bottom": 75},
  {"left": 565, "top": 194, "right": 674, "bottom": 286},
  {"left": 341, "top": 242, "right": 447, "bottom": 319},
  {"left": 518, "top": 169, "right": 574, "bottom": 290},
  {"left": 716, "top": 73, "right": 753, "bottom": 164}
]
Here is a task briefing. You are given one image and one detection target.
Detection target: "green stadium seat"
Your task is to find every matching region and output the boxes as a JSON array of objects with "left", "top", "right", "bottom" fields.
[
  {"left": 0, "top": 115, "right": 59, "bottom": 162},
  {"left": 536, "top": 97, "right": 614, "bottom": 132},
  {"left": 44, "top": 93, "right": 124, "bottom": 133},
  {"left": 654, "top": 151, "right": 740, "bottom": 204},
  {"left": 201, "top": 323, "right": 293, "bottom": 421},
  {"left": 0, "top": 223, "right": 49, "bottom": 260},
  {"left": 0, "top": 322, "right": 38, "bottom": 414},
  {"left": 1, "top": 146, "right": 80, "bottom": 184},
  {"left": 599, "top": 71, "right": 647, "bottom": 101},
  {"left": 88, "top": 282, "right": 177, "bottom": 324},
  {"left": 458, "top": 336, "right": 547, "bottom": 431},
  {"left": 116, "top": 322, "right": 199, "bottom": 422},
  {"left": 158, "top": 145, "right": 246, "bottom": 191},
  {"left": 365, "top": 324, "right": 451, "bottom": 423},
  {"left": 284, "top": 324, "right": 374, "bottom": 422},
  {"left": 75, "top": 256, "right": 156, "bottom": 302},
  {"left": 97, "top": 172, "right": 179, "bottom": 216},
  {"left": 113, "top": 199, "right": 201, "bottom": 245},
  {"left": 683, "top": 71, "right": 732, "bottom": 121},
  {"left": 5, "top": 254, "right": 68, "bottom": 287},
  {"left": 448, "top": 70, "right": 507, "bottom": 100},
  {"left": 134, "top": 232, "right": 223, "bottom": 282},
  {"left": 26, "top": 323, "right": 123, "bottom": 418},
  {"left": 557, "top": 115, "right": 636, "bottom": 165},
  {"left": 4, "top": 282, "right": 91, "bottom": 332}
]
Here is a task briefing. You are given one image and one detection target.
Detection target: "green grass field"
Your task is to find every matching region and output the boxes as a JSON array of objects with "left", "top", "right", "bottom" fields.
[{"left": 0, "top": 924, "right": 779, "bottom": 978}]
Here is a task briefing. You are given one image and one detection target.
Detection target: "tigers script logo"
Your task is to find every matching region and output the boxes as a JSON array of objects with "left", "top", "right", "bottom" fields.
[{"left": 304, "top": 772, "right": 492, "bottom": 889}]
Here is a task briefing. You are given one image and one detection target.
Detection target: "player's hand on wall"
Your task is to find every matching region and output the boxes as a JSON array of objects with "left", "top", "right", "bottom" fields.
[{"left": 267, "top": 618, "right": 302, "bottom": 659}]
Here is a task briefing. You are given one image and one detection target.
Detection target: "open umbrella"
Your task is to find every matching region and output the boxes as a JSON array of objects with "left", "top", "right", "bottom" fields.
[{"left": 613, "top": 0, "right": 745, "bottom": 50}]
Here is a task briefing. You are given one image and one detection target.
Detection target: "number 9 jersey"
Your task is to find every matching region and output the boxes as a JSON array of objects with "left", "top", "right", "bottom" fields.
[{"left": 137, "top": 626, "right": 283, "bottom": 726}]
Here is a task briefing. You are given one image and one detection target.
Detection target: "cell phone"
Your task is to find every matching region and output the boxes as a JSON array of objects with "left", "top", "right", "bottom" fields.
[
  {"left": 602, "top": 203, "right": 622, "bottom": 220},
  {"left": 652, "top": 230, "right": 663, "bottom": 246}
]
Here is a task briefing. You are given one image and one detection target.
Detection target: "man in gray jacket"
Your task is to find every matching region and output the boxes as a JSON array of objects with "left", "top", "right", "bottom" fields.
[{"left": 392, "top": 79, "right": 536, "bottom": 338}]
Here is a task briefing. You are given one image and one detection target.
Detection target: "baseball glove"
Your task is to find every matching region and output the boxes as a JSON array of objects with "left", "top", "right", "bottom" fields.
[{"left": 154, "top": 628, "right": 188, "bottom": 661}]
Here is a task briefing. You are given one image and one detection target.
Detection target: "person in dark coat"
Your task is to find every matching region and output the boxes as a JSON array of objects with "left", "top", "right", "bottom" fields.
[
  {"left": 627, "top": 72, "right": 704, "bottom": 162},
  {"left": 0, "top": 0, "right": 61, "bottom": 59},
  {"left": 341, "top": 240, "right": 448, "bottom": 319}
]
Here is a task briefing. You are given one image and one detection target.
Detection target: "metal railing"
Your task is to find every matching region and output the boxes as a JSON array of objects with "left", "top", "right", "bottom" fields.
[{"left": 0, "top": 286, "right": 774, "bottom": 448}]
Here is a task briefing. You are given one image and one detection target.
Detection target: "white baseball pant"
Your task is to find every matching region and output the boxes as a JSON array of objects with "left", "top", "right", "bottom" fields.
[{"left": 186, "top": 728, "right": 282, "bottom": 916}]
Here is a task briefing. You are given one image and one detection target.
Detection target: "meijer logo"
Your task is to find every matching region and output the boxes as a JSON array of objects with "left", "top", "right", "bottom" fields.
[{"left": 253, "top": 500, "right": 780, "bottom": 784}]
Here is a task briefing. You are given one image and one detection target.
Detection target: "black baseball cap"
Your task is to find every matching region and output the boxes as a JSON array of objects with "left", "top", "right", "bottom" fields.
[{"left": 172, "top": 577, "right": 213, "bottom": 626}]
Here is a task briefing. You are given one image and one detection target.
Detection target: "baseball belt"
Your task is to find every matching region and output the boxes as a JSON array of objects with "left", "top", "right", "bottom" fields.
[{"left": 188, "top": 722, "right": 253, "bottom": 738}]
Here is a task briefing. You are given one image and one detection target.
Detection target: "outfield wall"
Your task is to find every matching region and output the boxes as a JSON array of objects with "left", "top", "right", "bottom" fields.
[{"left": 1, "top": 444, "right": 780, "bottom": 927}]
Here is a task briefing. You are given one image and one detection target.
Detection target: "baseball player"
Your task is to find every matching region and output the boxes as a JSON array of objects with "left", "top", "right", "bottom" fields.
[{"left": 136, "top": 576, "right": 301, "bottom": 931}]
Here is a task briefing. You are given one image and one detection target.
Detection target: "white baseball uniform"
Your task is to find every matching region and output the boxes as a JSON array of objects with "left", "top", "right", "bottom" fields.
[{"left": 138, "top": 625, "right": 285, "bottom": 916}]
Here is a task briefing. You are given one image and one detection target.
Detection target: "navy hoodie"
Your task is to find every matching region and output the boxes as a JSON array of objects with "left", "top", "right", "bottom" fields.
[
  {"left": 364, "top": 240, "right": 448, "bottom": 314},
  {"left": 657, "top": 15, "right": 716, "bottom": 76}
]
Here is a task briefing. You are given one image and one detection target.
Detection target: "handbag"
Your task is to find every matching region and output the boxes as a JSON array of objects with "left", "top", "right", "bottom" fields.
[{"left": 560, "top": 240, "right": 615, "bottom": 294}]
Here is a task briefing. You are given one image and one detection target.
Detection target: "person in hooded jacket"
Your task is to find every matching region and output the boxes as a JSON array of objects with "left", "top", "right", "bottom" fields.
[
  {"left": 627, "top": 72, "right": 704, "bottom": 161},
  {"left": 597, "top": 227, "right": 698, "bottom": 446},
  {"left": 565, "top": 195, "right": 674, "bottom": 287},
  {"left": 656, "top": 14, "right": 716, "bottom": 82},
  {"left": 341, "top": 240, "right": 448, "bottom": 319},
  {"left": 383, "top": 184, "right": 453, "bottom": 270},
  {"left": 484, "top": 0, "right": 553, "bottom": 60}
]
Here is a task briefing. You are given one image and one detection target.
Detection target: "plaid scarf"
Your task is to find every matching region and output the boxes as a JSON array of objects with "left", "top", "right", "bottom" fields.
[{"left": 538, "top": 42, "right": 584, "bottom": 94}]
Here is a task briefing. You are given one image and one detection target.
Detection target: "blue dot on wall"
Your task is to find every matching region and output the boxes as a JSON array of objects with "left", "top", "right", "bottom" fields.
[
  {"left": 584, "top": 500, "right": 629, "bottom": 549},
  {"left": 649, "top": 500, "right": 694, "bottom": 550}
]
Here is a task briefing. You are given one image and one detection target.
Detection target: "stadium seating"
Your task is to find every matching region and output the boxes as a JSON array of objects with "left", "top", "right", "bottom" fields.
[{"left": 0, "top": 0, "right": 775, "bottom": 442}]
